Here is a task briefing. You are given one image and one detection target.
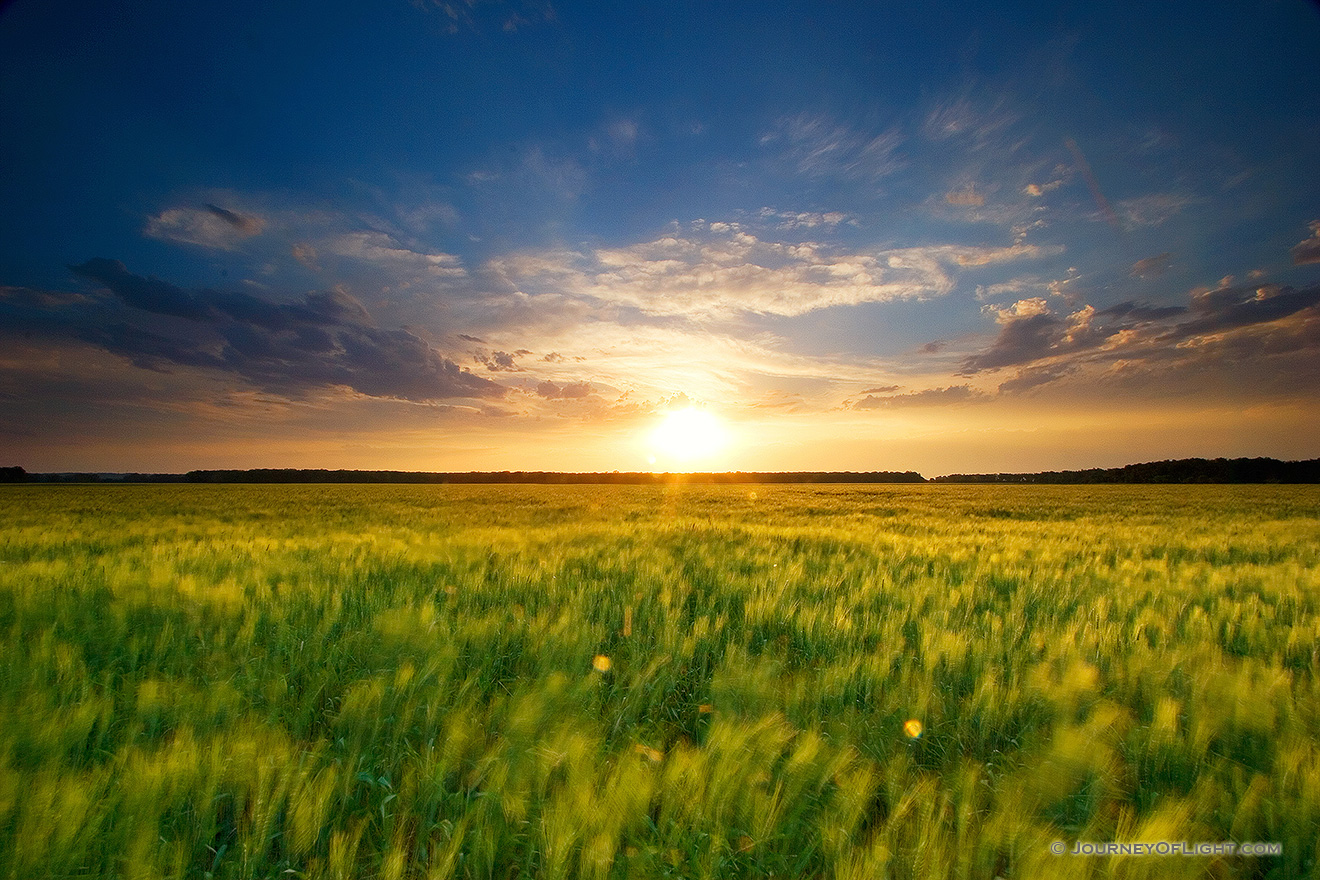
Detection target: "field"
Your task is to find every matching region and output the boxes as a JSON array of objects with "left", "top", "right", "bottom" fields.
[{"left": 1, "top": 483, "right": 1318, "bottom": 879}]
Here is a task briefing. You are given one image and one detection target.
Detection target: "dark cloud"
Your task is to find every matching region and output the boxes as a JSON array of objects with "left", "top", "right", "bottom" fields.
[
  {"left": 72, "top": 259, "right": 373, "bottom": 331},
  {"left": 959, "top": 312, "right": 1060, "bottom": 372},
  {"left": 853, "top": 385, "right": 985, "bottom": 409},
  {"left": 0, "top": 285, "right": 95, "bottom": 309},
  {"left": 55, "top": 259, "right": 503, "bottom": 402},
  {"left": 960, "top": 282, "right": 1320, "bottom": 393},
  {"left": 920, "top": 340, "right": 948, "bottom": 354},
  {"left": 996, "top": 364, "right": 1078, "bottom": 393},
  {"left": 475, "top": 349, "right": 531, "bottom": 372},
  {"left": 1291, "top": 222, "right": 1320, "bottom": 265},
  {"left": 1168, "top": 284, "right": 1320, "bottom": 340},
  {"left": 79, "top": 322, "right": 228, "bottom": 372},
  {"left": 1130, "top": 252, "right": 1172, "bottom": 278},
  {"left": 535, "top": 380, "right": 593, "bottom": 399},
  {"left": 458, "top": 333, "right": 486, "bottom": 343},
  {"left": 1097, "top": 301, "right": 1185, "bottom": 321},
  {"left": 205, "top": 203, "right": 264, "bottom": 235},
  {"left": 859, "top": 385, "right": 900, "bottom": 394},
  {"left": 72, "top": 258, "right": 213, "bottom": 321}
]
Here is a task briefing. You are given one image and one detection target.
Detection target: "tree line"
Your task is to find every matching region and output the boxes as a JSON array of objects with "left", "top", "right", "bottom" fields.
[
  {"left": 3, "top": 458, "right": 1317, "bottom": 484},
  {"left": 931, "top": 457, "right": 1320, "bottom": 484}
]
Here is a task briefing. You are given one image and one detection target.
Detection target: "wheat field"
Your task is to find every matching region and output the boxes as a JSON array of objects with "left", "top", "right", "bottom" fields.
[{"left": 1, "top": 483, "right": 1317, "bottom": 879}]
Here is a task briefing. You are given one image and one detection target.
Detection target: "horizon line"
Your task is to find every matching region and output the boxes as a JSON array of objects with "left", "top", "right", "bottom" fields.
[{"left": 4, "top": 457, "right": 1319, "bottom": 485}]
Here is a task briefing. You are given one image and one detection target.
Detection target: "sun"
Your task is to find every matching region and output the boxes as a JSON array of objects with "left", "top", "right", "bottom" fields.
[{"left": 648, "top": 407, "right": 729, "bottom": 465}]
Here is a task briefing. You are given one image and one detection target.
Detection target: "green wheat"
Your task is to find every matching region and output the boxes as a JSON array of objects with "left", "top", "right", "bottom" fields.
[{"left": 0, "top": 484, "right": 1317, "bottom": 878}]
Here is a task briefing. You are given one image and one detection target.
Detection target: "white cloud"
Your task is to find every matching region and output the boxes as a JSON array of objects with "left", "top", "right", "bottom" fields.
[
  {"left": 754, "top": 207, "right": 853, "bottom": 229},
  {"left": 921, "top": 94, "right": 1020, "bottom": 149},
  {"left": 1113, "top": 193, "right": 1192, "bottom": 227},
  {"left": 490, "top": 223, "right": 1061, "bottom": 319},
  {"left": 762, "top": 114, "right": 904, "bottom": 182},
  {"left": 144, "top": 204, "right": 266, "bottom": 250},
  {"left": 986, "top": 297, "right": 1051, "bottom": 323},
  {"left": 326, "top": 232, "right": 466, "bottom": 277},
  {"left": 466, "top": 316, "right": 914, "bottom": 412},
  {"left": 976, "top": 277, "right": 1046, "bottom": 301}
]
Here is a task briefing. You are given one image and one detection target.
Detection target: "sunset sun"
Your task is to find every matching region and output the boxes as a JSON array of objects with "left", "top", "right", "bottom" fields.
[{"left": 648, "top": 407, "right": 729, "bottom": 465}]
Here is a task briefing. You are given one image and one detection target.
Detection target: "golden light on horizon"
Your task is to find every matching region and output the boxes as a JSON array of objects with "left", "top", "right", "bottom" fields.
[{"left": 648, "top": 407, "right": 730, "bottom": 466}]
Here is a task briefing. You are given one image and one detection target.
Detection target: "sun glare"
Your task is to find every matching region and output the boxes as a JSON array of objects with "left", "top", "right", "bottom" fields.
[{"left": 649, "top": 407, "right": 729, "bottom": 465}]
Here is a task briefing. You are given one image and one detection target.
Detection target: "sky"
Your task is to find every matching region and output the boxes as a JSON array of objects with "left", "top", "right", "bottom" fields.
[{"left": 1, "top": 0, "right": 1318, "bottom": 475}]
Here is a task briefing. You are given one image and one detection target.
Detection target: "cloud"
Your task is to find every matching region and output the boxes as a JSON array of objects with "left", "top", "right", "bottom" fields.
[
  {"left": 326, "top": 231, "right": 466, "bottom": 277},
  {"left": 1291, "top": 221, "right": 1320, "bottom": 265},
  {"left": 988, "top": 297, "right": 1051, "bottom": 321},
  {"left": 589, "top": 118, "right": 641, "bottom": 157},
  {"left": 1024, "top": 179, "right": 1063, "bottom": 197},
  {"left": 536, "top": 380, "right": 594, "bottom": 399},
  {"left": 144, "top": 204, "right": 267, "bottom": 250},
  {"left": 475, "top": 349, "right": 531, "bottom": 372},
  {"left": 0, "top": 286, "right": 95, "bottom": 310},
  {"left": 72, "top": 258, "right": 215, "bottom": 321},
  {"left": 959, "top": 280, "right": 1320, "bottom": 393},
  {"left": 292, "top": 243, "right": 319, "bottom": 268},
  {"left": 921, "top": 93, "right": 1020, "bottom": 150},
  {"left": 467, "top": 145, "right": 587, "bottom": 202},
  {"left": 455, "top": 309, "right": 918, "bottom": 419},
  {"left": 491, "top": 222, "right": 1061, "bottom": 319},
  {"left": 761, "top": 114, "right": 903, "bottom": 182},
  {"left": 945, "top": 183, "right": 985, "bottom": 207},
  {"left": 1130, "top": 253, "right": 1172, "bottom": 278},
  {"left": 1113, "top": 193, "right": 1192, "bottom": 228},
  {"left": 753, "top": 207, "right": 852, "bottom": 229},
  {"left": 1097, "top": 301, "right": 1185, "bottom": 322},
  {"left": 61, "top": 259, "right": 501, "bottom": 402},
  {"left": 959, "top": 302, "right": 1065, "bottom": 372},
  {"left": 852, "top": 385, "right": 986, "bottom": 409},
  {"left": 747, "top": 390, "right": 811, "bottom": 412},
  {"left": 1173, "top": 283, "right": 1320, "bottom": 339},
  {"left": 415, "top": 0, "right": 556, "bottom": 35},
  {"left": 205, "top": 203, "right": 262, "bottom": 233},
  {"left": 996, "top": 364, "right": 1079, "bottom": 393},
  {"left": 975, "top": 276, "right": 1062, "bottom": 302}
]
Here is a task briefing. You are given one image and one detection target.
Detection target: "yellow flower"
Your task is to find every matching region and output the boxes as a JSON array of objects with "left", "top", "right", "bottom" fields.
[
  {"left": 633, "top": 744, "right": 663, "bottom": 763},
  {"left": 592, "top": 655, "right": 612, "bottom": 672},
  {"left": 903, "top": 719, "right": 923, "bottom": 739}
]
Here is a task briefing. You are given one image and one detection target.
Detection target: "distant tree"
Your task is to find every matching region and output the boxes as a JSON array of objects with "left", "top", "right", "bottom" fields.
[
  {"left": 931, "top": 457, "right": 1320, "bottom": 484},
  {"left": 0, "top": 466, "right": 27, "bottom": 482}
]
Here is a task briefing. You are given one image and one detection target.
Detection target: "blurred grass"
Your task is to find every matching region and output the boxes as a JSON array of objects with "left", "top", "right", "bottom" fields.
[{"left": 0, "top": 483, "right": 1317, "bottom": 878}]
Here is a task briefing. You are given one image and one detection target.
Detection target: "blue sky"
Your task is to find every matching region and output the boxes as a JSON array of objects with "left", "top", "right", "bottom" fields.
[{"left": 2, "top": 0, "right": 1318, "bottom": 473}]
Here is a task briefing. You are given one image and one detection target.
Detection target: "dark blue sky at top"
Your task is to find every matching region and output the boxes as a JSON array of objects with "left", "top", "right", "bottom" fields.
[{"left": 4, "top": 0, "right": 1316, "bottom": 286}]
